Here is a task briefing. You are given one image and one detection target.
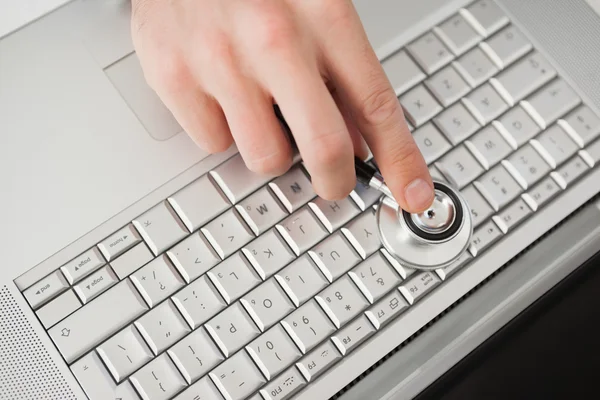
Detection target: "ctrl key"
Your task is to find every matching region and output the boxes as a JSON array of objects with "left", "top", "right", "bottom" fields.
[
  {"left": 70, "top": 352, "right": 139, "bottom": 400},
  {"left": 260, "top": 367, "right": 307, "bottom": 400}
]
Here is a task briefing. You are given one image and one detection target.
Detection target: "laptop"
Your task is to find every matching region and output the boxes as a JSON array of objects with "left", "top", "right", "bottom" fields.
[{"left": 2, "top": 0, "right": 600, "bottom": 399}]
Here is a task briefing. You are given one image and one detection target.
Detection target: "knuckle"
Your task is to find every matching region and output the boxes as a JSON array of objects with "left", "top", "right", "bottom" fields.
[
  {"left": 313, "top": 134, "right": 351, "bottom": 169},
  {"left": 386, "top": 140, "right": 425, "bottom": 176},
  {"left": 204, "top": 31, "right": 236, "bottom": 68},
  {"left": 359, "top": 83, "right": 401, "bottom": 127},
  {"left": 254, "top": 12, "right": 296, "bottom": 52},
  {"left": 247, "top": 148, "right": 292, "bottom": 175},
  {"left": 151, "top": 53, "right": 190, "bottom": 93}
]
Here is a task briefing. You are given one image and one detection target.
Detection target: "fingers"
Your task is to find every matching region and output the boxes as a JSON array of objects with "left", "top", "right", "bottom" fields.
[
  {"left": 331, "top": 88, "right": 370, "bottom": 161},
  {"left": 316, "top": 2, "right": 434, "bottom": 212}
]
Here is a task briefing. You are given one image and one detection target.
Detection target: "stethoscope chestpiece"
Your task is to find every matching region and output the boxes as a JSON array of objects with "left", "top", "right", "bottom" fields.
[{"left": 376, "top": 180, "right": 473, "bottom": 271}]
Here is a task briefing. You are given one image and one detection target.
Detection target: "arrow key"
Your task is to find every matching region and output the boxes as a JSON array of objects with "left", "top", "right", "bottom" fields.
[{"left": 23, "top": 270, "right": 69, "bottom": 310}]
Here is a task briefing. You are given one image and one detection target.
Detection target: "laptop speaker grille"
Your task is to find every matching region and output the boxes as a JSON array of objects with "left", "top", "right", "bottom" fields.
[{"left": 0, "top": 285, "right": 76, "bottom": 400}]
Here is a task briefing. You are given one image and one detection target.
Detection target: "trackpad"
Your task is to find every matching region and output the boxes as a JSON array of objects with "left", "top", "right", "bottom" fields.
[{"left": 104, "top": 52, "right": 182, "bottom": 141}]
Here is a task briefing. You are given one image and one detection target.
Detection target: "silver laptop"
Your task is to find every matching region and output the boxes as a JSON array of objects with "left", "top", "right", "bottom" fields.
[{"left": 2, "top": 0, "right": 600, "bottom": 399}]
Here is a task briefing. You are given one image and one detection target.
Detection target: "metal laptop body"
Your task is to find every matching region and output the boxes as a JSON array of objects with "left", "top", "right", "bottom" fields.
[{"left": 2, "top": 0, "right": 600, "bottom": 399}]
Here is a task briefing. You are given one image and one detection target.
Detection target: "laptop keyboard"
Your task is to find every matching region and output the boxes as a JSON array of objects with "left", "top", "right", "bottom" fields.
[{"left": 19, "top": 1, "right": 600, "bottom": 399}]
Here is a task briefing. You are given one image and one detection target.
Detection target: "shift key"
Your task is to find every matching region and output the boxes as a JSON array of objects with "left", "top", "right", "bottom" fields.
[{"left": 49, "top": 279, "right": 148, "bottom": 364}]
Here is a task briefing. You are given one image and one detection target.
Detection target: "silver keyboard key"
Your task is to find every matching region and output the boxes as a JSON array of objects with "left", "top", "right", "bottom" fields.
[
  {"left": 561, "top": 105, "right": 600, "bottom": 146},
  {"left": 269, "top": 166, "right": 315, "bottom": 213},
  {"left": 425, "top": 65, "right": 471, "bottom": 106},
  {"left": 462, "top": 82, "right": 508, "bottom": 125},
  {"left": 382, "top": 49, "right": 427, "bottom": 95},
  {"left": 208, "top": 252, "right": 261, "bottom": 304},
  {"left": 522, "top": 176, "right": 562, "bottom": 211},
  {"left": 436, "top": 251, "right": 473, "bottom": 280},
  {"left": 586, "top": 138, "right": 600, "bottom": 165},
  {"left": 130, "top": 353, "right": 187, "bottom": 400},
  {"left": 532, "top": 125, "right": 579, "bottom": 168},
  {"left": 461, "top": 185, "right": 494, "bottom": 228},
  {"left": 242, "top": 229, "right": 295, "bottom": 279},
  {"left": 168, "top": 174, "right": 230, "bottom": 232},
  {"left": 483, "top": 25, "right": 531, "bottom": 68},
  {"left": 491, "top": 51, "right": 556, "bottom": 105},
  {"left": 296, "top": 340, "right": 342, "bottom": 382},
  {"left": 454, "top": 46, "right": 498, "bottom": 87},
  {"left": 366, "top": 289, "right": 409, "bottom": 329},
  {"left": 464, "top": 0, "right": 509, "bottom": 37},
  {"left": 429, "top": 165, "right": 447, "bottom": 182},
  {"left": 110, "top": 242, "right": 154, "bottom": 280},
  {"left": 172, "top": 275, "right": 226, "bottom": 329},
  {"left": 434, "top": 12, "right": 481, "bottom": 55},
  {"left": 36, "top": 289, "right": 81, "bottom": 329},
  {"left": 435, "top": 145, "right": 485, "bottom": 189},
  {"left": 412, "top": 122, "right": 453, "bottom": 163},
  {"left": 167, "top": 328, "right": 224, "bottom": 384},
  {"left": 341, "top": 208, "right": 381, "bottom": 259},
  {"left": 308, "top": 232, "right": 361, "bottom": 282},
  {"left": 133, "top": 201, "right": 189, "bottom": 256},
  {"left": 316, "top": 275, "right": 369, "bottom": 328},
  {"left": 71, "top": 352, "right": 139, "bottom": 400},
  {"left": 522, "top": 79, "right": 580, "bottom": 129},
  {"left": 131, "top": 255, "right": 185, "bottom": 308},
  {"left": 493, "top": 198, "right": 533, "bottom": 233},
  {"left": 210, "top": 153, "right": 275, "bottom": 204},
  {"left": 474, "top": 164, "right": 523, "bottom": 211},
  {"left": 206, "top": 302, "right": 260, "bottom": 357},
  {"left": 24, "top": 270, "right": 69, "bottom": 310},
  {"left": 400, "top": 84, "right": 443, "bottom": 127},
  {"left": 406, "top": 31, "right": 454, "bottom": 74},
  {"left": 135, "top": 299, "right": 190, "bottom": 355},
  {"left": 276, "top": 255, "right": 329, "bottom": 307},
  {"left": 465, "top": 124, "right": 514, "bottom": 169},
  {"left": 350, "top": 180, "right": 381, "bottom": 211},
  {"left": 497, "top": 105, "right": 541, "bottom": 147},
  {"left": 167, "top": 232, "right": 220, "bottom": 283},
  {"left": 49, "top": 280, "right": 148, "bottom": 363},
  {"left": 73, "top": 265, "right": 118, "bottom": 304},
  {"left": 399, "top": 271, "right": 441, "bottom": 304},
  {"left": 97, "top": 325, "right": 153, "bottom": 382},
  {"left": 433, "top": 102, "right": 481, "bottom": 145},
  {"left": 174, "top": 376, "right": 223, "bottom": 400},
  {"left": 260, "top": 367, "right": 306, "bottom": 400},
  {"left": 309, "top": 197, "right": 360, "bottom": 233},
  {"left": 331, "top": 314, "right": 376, "bottom": 355},
  {"left": 241, "top": 278, "right": 295, "bottom": 332},
  {"left": 236, "top": 187, "right": 288, "bottom": 236},
  {"left": 202, "top": 209, "right": 254, "bottom": 259},
  {"left": 505, "top": 144, "right": 551, "bottom": 188},
  {"left": 552, "top": 155, "right": 590, "bottom": 189},
  {"left": 470, "top": 220, "right": 503, "bottom": 256},
  {"left": 60, "top": 247, "right": 106, "bottom": 285},
  {"left": 98, "top": 224, "right": 142, "bottom": 262},
  {"left": 247, "top": 324, "right": 302, "bottom": 379},
  {"left": 209, "top": 351, "right": 266, "bottom": 400},
  {"left": 282, "top": 299, "right": 336, "bottom": 354},
  {"left": 349, "top": 252, "right": 402, "bottom": 303},
  {"left": 276, "top": 207, "right": 328, "bottom": 256}
]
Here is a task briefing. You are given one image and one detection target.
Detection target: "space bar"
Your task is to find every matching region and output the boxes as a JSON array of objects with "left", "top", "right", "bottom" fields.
[{"left": 48, "top": 279, "right": 148, "bottom": 364}]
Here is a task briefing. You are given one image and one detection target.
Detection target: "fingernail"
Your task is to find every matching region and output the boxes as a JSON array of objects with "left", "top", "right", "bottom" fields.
[{"left": 404, "top": 178, "right": 434, "bottom": 212}]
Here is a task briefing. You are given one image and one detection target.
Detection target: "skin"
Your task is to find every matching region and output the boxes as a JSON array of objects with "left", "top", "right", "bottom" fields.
[{"left": 130, "top": 0, "right": 435, "bottom": 213}]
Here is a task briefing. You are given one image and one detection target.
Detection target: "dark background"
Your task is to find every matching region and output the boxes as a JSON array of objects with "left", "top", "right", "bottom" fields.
[{"left": 414, "top": 250, "right": 600, "bottom": 400}]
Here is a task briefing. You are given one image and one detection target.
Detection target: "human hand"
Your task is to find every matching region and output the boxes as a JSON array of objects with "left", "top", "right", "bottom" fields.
[{"left": 130, "top": 0, "right": 434, "bottom": 212}]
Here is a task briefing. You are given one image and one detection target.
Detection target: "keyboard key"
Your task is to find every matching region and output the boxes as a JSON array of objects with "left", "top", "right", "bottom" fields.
[
  {"left": 561, "top": 105, "right": 600, "bottom": 146},
  {"left": 60, "top": 247, "right": 106, "bottom": 285},
  {"left": 131, "top": 255, "right": 185, "bottom": 308},
  {"left": 49, "top": 279, "right": 148, "bottom": 364},
  {"left": 133, "top": 201, "right": 189, "bottom": 256},
  {"left": 269, "top": 166, "right": 316, "bottom": 213},
  {"left": 282, "top": 300, "right": 336, "bottom": 354},
  {"left": 586, "top": 138, "right": 600, "bottom": 165},
  {"left": 276, "top": 255, "right": 329, "bottom": 307},
  {"left": 425, "top": 65, "right": 471, "bottom": 106},
  {"left": 167, "top": 328, "right": 224, "bottom": 384},
  {"left": 172, "top": 275, "right": 225, "bottom": 329},
  {"left": 206, "top": 302, "right": 260, "bottom": 357},
  {"left": 382, "top": 49, "right": 426, "bottom": 95},
  {"left": 400, "top": 84, "right": 443, "bottom": 127},
  {"left": 433, "top": 102, "right": 481, "bottom": 145},
  {"left": 130, "top": 353, "right": 187, "bottom": 400},
  {"left": 349, "top": 252, "right": 402, "bottom": 303},
  {"left": 296, "top": 340, "right": 342, "bottom": 382},
  {"left": 454, "top": 46, "right": 498, "bottom": 87},
  {"left": 167, "top": 232, "right": 220, "bottom": 283},
  {"left": 241, "top": 278, "right": 295, "bottom": 332},
  {"left": 365, "top": 289, "right": 409, "bottom": 329},
  {"left": 24, "top": 270, "right": 69, "bottom": 310},
  {"left": 276, "top": 207, "right": 328, "bottom": 255},
  {"left": 464, "top": 0, "right": 509, "bottom": 37},
  {"left": 210, "top": 351, "right": 266, "bottom": 400},
  {"left": 435, "top": 145, "right": 485, "bottom": 188},
  {"left": 309, "top": 197, "right": 360, "bottom": 233},
  {"left": 350, "top": 180, "right": 381, "bottom": 210},
  {"left": 491, "top": 51, "right": 556, "bottom": 106},
  {"left": 483, "top": 25, "right": 531, "bottom": 68},
  {"left": 470, "top": 220, "right": 503, "bottom": 256},
  {"left": 36, "top": 289, "right": 81, "bottom": 329},
  {"left": 316, "top": 275, "right": 369, "bottom": 328},
  {"left": 109, "top": 242, "right": 154, "bottom": 280},
  {"left": 465, "top": 124, "right": 514, "bottom": 169},
  {"left": 462, "top": 82, "right": 508, "bottom": 125},
  {"left": 552, "top": 155, "right": 590, "bottom": 189},
  {"left": 493, "top": 198, "right": 533, "bottom": 233},
  {"left": 341, "top": 208, "right": 381, "bottom": 259},
  {"left": 474, "top": 164, "right": 523, "bottom": 210},
  {"left": 174, "top": 376, "right": 223, "bottom": 400},
  {"left": 135, "top": 299, "right": 190, "bottom": 355},
  {"left": 532, "top": 125, "right": 579, "bottom": 168},
  {"left": 399, "top": 271, "right": 442, "bottom": 304},
  {"left": 412, "top": 122, "right": 453, "bottom": 163},
  {"left": 505, "top": 144, "right": 551, "bottom": 188},
  {"left": 406, "top": 31, "right": 454, "bottom": 74},
  {"left": 168, "top": 174, "right": 230, "bottom": 232},
  {"left": 261, "top": 367, "right": 306, "bottom": 400},
  {"left": 497, "top": 105, "right": 541, "bottom": 147},
  {"left": 208, "top": 252, "right": 261, "bottom": 304},
  {"left": 436, "top": 251, "right": 473, "bottom": 280},
  {"left": 236, "top": 187, "right": 288, "bottom": 236},
  {"left": 331, "top": 314, "right": 376, "bottom": 355},
  {"left": 98, "top": 224, "right": 142, "bottom": 262},
  {"left": 73, "top": 265, "right": 118, "bottom": 304},
  {"left": 242, "top": 229, "right": 295, "bottom": 279},
  {"left": 435, "top": 12, "right": 481, "bottom": 55},
  {"left": 247, "top": 324, "right": 302, "bottom": 379},
  {"left": 461, "top": 185, "right": 494, "bottom": 228},
  {"left": 97, "top": 325, "right": 153, "bottom": 382},
  {"left": 71, "top": 352, "right": 139, "bottom": 400},
  {"left": 522, "top": 79, "right": 580, "bottom": 129},
  {"left": 522, "top": 176, "right": 562, "bottom": 211},
  {"left": 202, "top": 209, "right": 254, "bottom": 259},
  {"left": 308, "top": 232, "right": 361, "bottom": 282},
  {"left": 210, "top": 153, "right": 275, "bottom": 204}
]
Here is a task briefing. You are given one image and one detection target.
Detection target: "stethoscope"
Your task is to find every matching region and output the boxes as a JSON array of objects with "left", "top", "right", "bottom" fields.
[{"left": 355, "top": 158, "right": 473, "bottom": 271}]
